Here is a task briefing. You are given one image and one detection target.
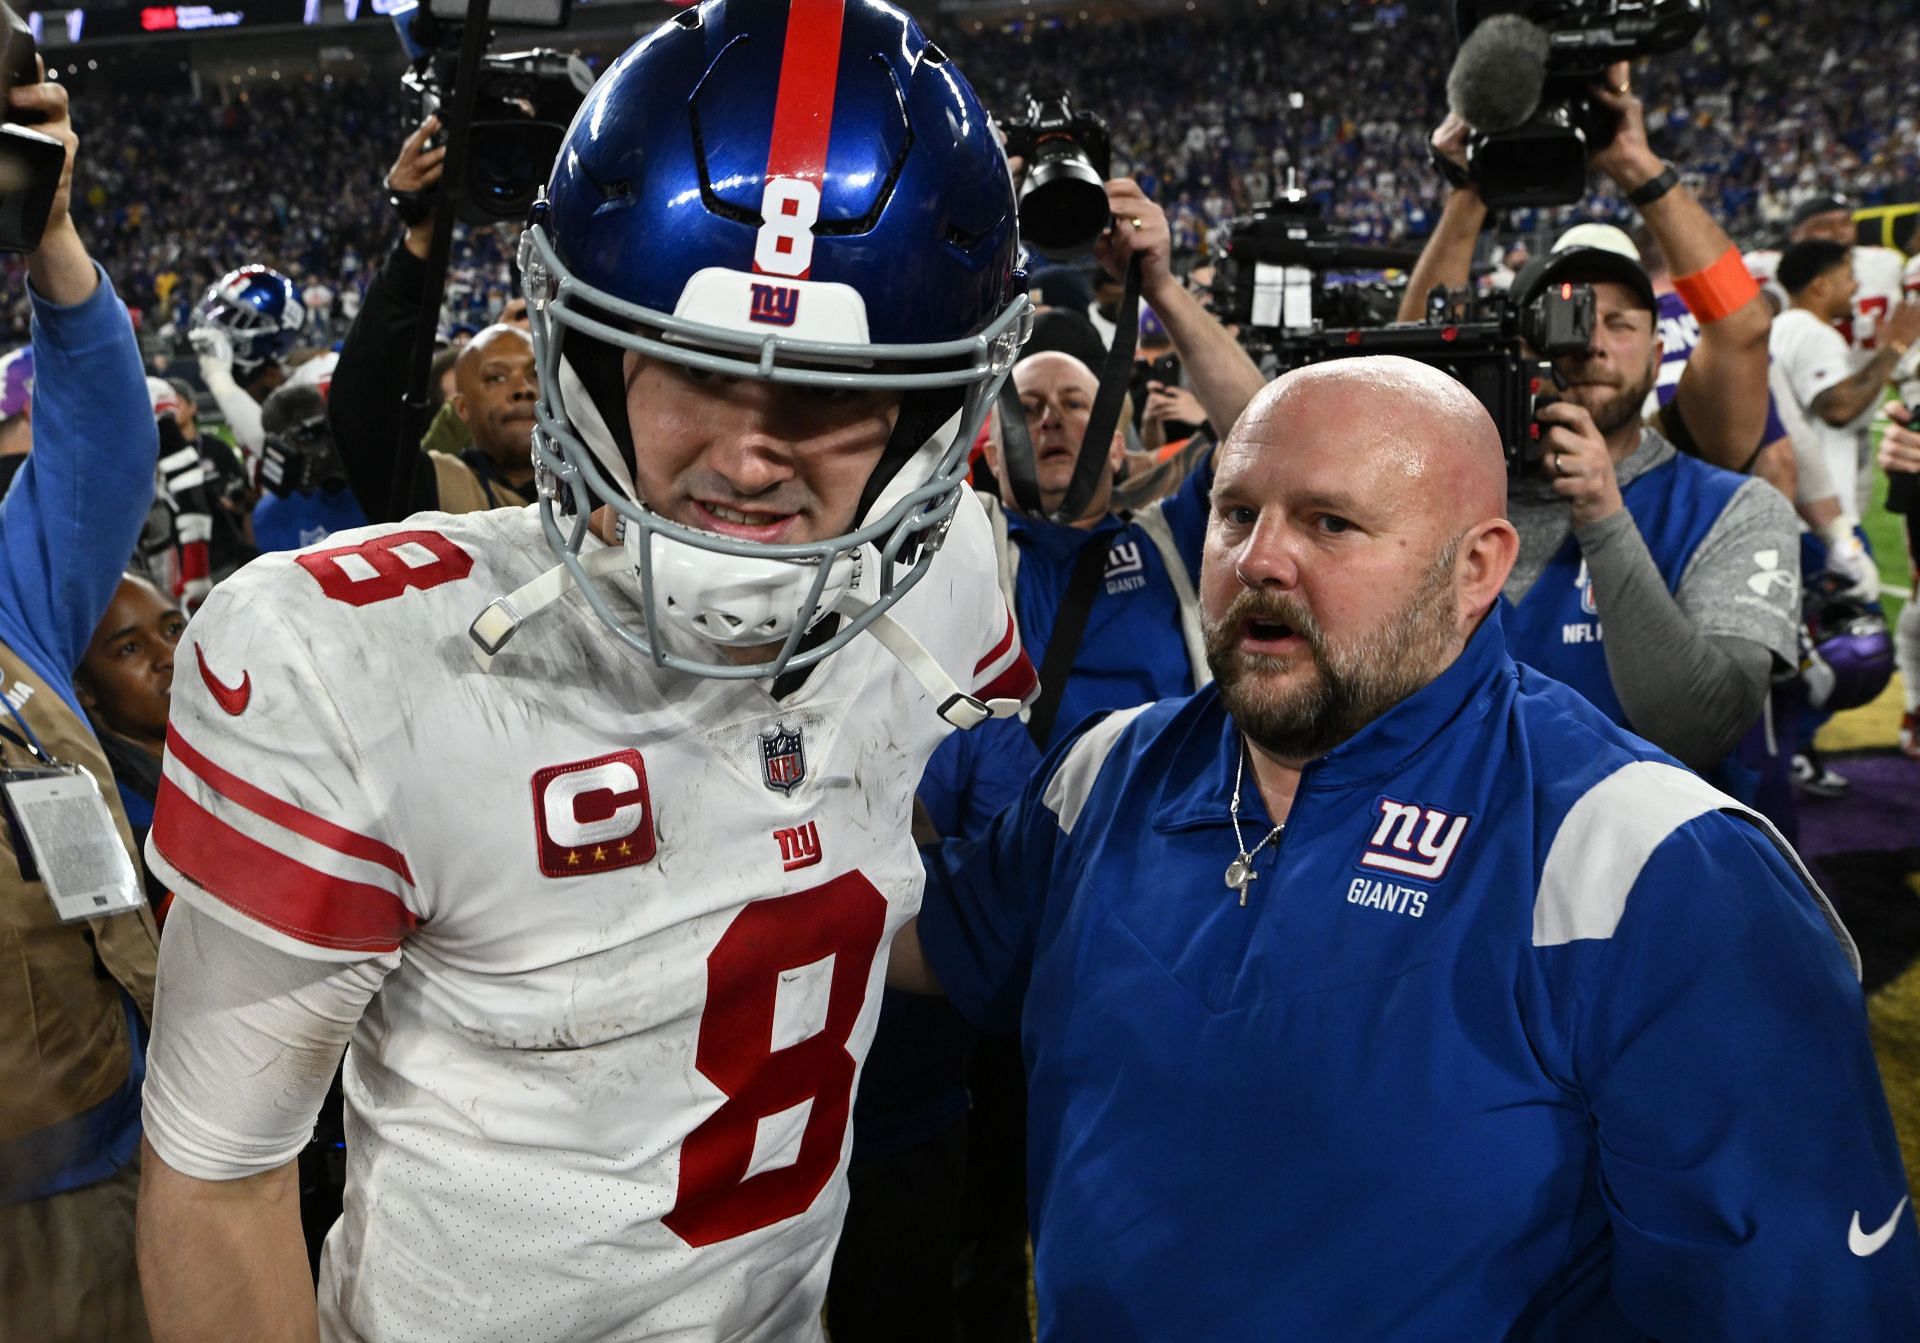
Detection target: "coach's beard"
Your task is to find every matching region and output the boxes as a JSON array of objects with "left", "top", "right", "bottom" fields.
[{"left": 1204, "top": 540, "right": 1462, "bottom": 763}]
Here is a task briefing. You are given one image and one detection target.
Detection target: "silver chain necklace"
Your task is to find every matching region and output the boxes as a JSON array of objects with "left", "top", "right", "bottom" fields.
[{"left": 1225, "top": 740, "right": 1285, "bottom": 907}]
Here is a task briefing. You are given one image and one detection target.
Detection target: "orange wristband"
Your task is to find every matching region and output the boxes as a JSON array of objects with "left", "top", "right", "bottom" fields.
[{"left": 1672, "top": 246, "right": 1761, "bottom": 323}]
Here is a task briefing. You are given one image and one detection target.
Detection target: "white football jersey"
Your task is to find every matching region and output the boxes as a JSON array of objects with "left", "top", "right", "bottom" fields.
[
  {"left": 1845, "top": 245, "right": 1907, "bottom": 357},
  {"left": 286, "top": 349, "right": 339, "bottom": 398},
  {"left": 146, "top": 499, "right": 1034, "bottom": 1343}
]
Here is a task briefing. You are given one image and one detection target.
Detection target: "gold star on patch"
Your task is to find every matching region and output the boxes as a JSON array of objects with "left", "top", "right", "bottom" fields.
[
  {"left": 566, "top": 850, "right": 579, "bottom": 866},
  {"left": 593, "top": 846, "right": 607, "bottom": 862},
  {"left": 618, "top": 840, "right": 632, "bottom": 857}
]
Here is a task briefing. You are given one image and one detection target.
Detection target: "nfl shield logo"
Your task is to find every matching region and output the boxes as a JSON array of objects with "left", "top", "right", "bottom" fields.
[{"left": 760, "top": 722, "right": 807, "bottom": 794}]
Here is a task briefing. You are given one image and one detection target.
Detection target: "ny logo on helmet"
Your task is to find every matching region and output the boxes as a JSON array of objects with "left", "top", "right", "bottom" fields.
[
  {"left": 748, "top": 283, "right": 801, "bottom": 327},
  {"left": 761, "top": 722, "right": 807, "bottom": 794}
]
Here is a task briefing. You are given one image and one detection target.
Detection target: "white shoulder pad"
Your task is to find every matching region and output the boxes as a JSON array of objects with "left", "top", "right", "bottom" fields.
[
  {"left": 1533, "top": 760, "right": 1858, "bottom": 977},
  {"left": 1041, "top": 704, "right": 1152, "bottom": 836}
]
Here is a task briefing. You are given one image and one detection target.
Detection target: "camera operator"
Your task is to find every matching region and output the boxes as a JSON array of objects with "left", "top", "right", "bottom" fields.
[
  {"left": 0, "top": 66, "right": 162, "bottom": 1343},
  {"left": 329, "top": 116, "right": 534, "bottom": 522},
  {"left": 1499, "top": 240, "right": 1800, "bottom": 798},
  {"left": 252, "top": 384, "right": 367, "bottom": 553},
  {"left": 1399, "top": 63, "right": 1773, "bottom": 476}
]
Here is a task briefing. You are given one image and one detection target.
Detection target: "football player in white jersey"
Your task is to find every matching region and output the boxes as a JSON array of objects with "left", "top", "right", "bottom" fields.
[
  {"left": 133, "top": 3, "right": 1041, "bottom": 1340},
  {"left": 190, "top": 264, "right": 309, "bottom": 476}
]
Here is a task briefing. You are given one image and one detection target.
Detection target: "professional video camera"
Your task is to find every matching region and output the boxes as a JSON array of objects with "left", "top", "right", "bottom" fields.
[
  {"left": 1213, "top": 188, "right": 1594, "bottom": 473},
  {"left": 0, "top": 3, "right": 67, "bottom": 254},
  {"left": 259, "top": 385, "right": 346, "bottom": 498},
  {"left": 396, "top": 4, "right": 592, "bottom": 225},
  {"left": 1448, "top": 0, "right": 1705, "bottom": 209},
  {"left": 999, "top": 83, "right": 1114, "bottom": 261}
]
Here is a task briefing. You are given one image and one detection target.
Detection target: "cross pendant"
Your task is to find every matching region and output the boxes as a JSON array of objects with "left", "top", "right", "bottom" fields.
[{"left": 1225, "top": 857, "right": 1256, "bottom": 907}]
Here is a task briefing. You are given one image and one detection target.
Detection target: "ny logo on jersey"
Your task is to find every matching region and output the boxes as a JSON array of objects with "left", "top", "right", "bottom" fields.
[
  {"left": 531, "top": 750, "right": 656, "bottom": 878},
  {"left": 1104, "top": 540, "right": 1147, "bottom": 595},
  {"left": 1357, "top": 796, "right": 1470, "bottom": 883},
  {"left": 748, "top": 282, "right": 801, "bottom": 327},
  {"left": 773, "top": 820, "right": 822, "bottom": 872},
  {"left": 761, "top": 722, "right": 807, "bottom": 794}
]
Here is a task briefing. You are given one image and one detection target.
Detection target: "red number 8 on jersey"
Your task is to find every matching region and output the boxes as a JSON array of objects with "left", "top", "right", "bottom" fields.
[
  {"left": 296, "top": 531, "right": 474, "bottom": 607},
  {"left": 664, "top": 873, "right": 888, "bottom": 1248}
]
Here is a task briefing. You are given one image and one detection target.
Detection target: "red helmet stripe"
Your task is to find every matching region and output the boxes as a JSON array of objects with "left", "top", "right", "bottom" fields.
[
  {"left": 765, "top": 0, "right": 846, "bottom": 186},
  {"left": 759, "top": 0, "right": 846, "bottom": 277}
]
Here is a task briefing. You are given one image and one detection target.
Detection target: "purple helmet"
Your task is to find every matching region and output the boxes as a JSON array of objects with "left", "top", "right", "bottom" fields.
[{"left": 1804, "top": 574, "right": 1893, "bottom": 712}]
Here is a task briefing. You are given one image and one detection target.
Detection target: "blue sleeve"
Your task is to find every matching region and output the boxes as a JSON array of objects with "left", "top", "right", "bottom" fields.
[
  {"left": 1157, "top": 441, "right": 1214, "bottom": 579},
  {"left": 1575, "top": 816, "right": 1920, "bottom": 1338},
  {"left": 917, "top": 715, "right": 1042, "bottom": 845},
  {"left": 918, "top": 724, "right": 1080, "bottom": 1034},
  {"left": 0, "top": 268, "right": 157, "bottom": 699}
]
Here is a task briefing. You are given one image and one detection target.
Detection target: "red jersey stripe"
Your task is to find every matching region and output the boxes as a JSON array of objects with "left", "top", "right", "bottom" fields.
[
  {"left": 152, "top": 776, "right": 420, "bottom": 953},
  {"left": 165, "top": 724, "right": 416, "bottom": 887},
  {"left": 975, "top": 650, "right": 1040, "bottom": 709},
  {"left": 974, "top": 608, "right": 1019, "bottom": 677}
]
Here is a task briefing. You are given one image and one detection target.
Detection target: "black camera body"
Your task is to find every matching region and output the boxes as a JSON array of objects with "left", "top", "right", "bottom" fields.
[
  {"left": 401, "top": 11, "right": 592, "bottom": 226},
  {"left": 1213, "top": 196, "right": 1596, "bottom": 474},
  {"left": 259, "top": 386, "right": 345, "bottom": 497},
  {"left": 1000, "top": 85, "right": 1113, "bottom": 261},
  {"left": 1456, "top": 0, "right": 1705, "bottom": 209},
  {"left": 1210, "top": 189, "right": 1422, "bottom": 333},
  {"left": 0, "top": 3, "right": 65, "bottom": 255}
]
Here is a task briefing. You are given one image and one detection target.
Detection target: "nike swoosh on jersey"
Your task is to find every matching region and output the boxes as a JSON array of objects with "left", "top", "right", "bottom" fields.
[
  {"left": 1849, "top": 1195, "right": 1909, "bottom": 1257},
  {"left": 195, "top": 642, "right": 252, "bottom": 716}
]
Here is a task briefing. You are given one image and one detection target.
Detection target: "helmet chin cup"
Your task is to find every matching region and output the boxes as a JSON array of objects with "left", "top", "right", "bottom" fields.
[{"left": 629, "top": 521, "right": 861, "bottom": 651}]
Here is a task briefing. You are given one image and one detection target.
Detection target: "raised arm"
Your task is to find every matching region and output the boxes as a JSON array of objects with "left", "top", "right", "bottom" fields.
[{"left": 1098, "top": 178, "right": 1266, "bottom": 439}]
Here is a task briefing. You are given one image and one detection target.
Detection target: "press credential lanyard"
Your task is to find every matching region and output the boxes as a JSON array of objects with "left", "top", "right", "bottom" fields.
[{"left": 0, "top": 692, "right": 145, "bottom": 922}]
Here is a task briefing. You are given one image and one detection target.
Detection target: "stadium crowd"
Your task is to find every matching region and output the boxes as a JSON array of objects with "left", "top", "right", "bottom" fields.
[{"left": 6, "top": 0, "right": 1920, "bottom": 1340}]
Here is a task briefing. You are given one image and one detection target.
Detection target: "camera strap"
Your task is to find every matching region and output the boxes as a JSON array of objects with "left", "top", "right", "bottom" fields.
[
  {"left": 999, "top": 253, "right": 1145, "bottom": 525},
  {"left": 1025, "top": 531, "right": 1114, "bottom": 748}
]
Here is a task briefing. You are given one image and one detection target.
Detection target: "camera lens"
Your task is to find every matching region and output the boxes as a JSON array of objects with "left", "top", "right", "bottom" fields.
[
  {"left": 1019, "top": 139, "right": 1111, "bottom": 261},
  {"left": 463, "top": 120, "right": 565, "bottom": 224}
]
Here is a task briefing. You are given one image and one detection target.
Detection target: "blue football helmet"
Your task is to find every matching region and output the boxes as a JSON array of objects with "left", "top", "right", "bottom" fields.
[
  {"left": 192, "top": 265, "right": 307, "bottom": 381},
  {"left": 503, "top": 0, "right": 1028, "bottom": 684}
]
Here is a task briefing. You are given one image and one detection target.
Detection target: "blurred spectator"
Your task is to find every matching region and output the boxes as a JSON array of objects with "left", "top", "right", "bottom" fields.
[
  {"left": 0, "top": 73, "right": 162, "bottom": 1343},
  {"left": 0, "top": 347, "right": 32, "bottom": 497},
  {"left": 74, "top": 575, "right": 182, "bottom": 865}
]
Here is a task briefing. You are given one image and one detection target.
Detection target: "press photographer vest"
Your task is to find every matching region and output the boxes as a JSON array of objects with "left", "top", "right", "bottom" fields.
[
  {"left": 1502, "top": 450, "right": 1748, "bottom": 765},
  {"left": 0, "top": 637, "right": 157, "bottom": 1200}
]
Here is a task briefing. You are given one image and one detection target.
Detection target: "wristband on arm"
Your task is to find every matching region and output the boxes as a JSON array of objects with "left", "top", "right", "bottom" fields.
[{"left": 1673, "top": 246, "right": 1761, "bottom": 324}]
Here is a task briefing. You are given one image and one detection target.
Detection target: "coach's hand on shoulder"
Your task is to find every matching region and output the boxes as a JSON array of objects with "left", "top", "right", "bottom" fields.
[
  {"left": 14, "top": 60, "right": 95, "bottom": 305},
  {"left": 1538, "top": 399, "right": 1624, "bottom": 530}
]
